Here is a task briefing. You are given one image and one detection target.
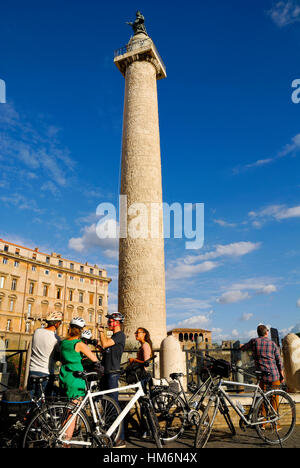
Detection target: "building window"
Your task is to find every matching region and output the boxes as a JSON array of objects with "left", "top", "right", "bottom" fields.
[
  {"left": 25, "top": 322, "right": 30, "bottom": 333},
  {"left": 69, "top": 290, "right": 73, "bottom": 301},
  {"left": 58, "top": 273, "right": 62, "bottom": 278},
  {"left": 58, "top": 260, "right": 63, "bottom": 267},
  {"left": 3, "top": 258, "right": 8, "bottom": 265},
  {"left": 15, "top": 249, "right": 20, "bottom": 255},
  {"left": 32, "top": 253, "right": 37, "bottom": 260},
  {"left": 89, "top": 293, "right": 94, "bottom": 305},
  {"left": 29, "top": 282, "right": 34, "bottom": 294},
  {"left": 6, "top": 320, "right": 11, "bottom": 331},
  {"left": 45, "top": 270, "right": 50, "bottom": 275},
  {"left": 98, "top": 296, "right": 103, "bottom": 307},
  {"left": 80, "top": 266, "right": 84, "bottom": 272},
  {"left": 89, "top": 311, "right": 93, "bottom": 322},
  {"left": 14, "top": 261, "right": 19, "bottom": 268},
  {"left": 79, "top": 292, "right": 83, "bottom": 303},
  {"left": 90, "top": 268, "right": 93, "bottom": 275},
  {"left": 11, "top": 279, "right": 17, "bottom": 291},
  {"left": 43, "top": 285, "right": 48, "bottom": 297},
  {"left": 4, "top": 245, "right": 9, "bottom": 252},
  {"left": 32, "top": 265, "right": 36, "bottom": 272},
  {"left": 99, "top": 271, "right": 102, "bottom": 277},
  {"left": 27, "top": 303, "right": 32, "bottom": 317},
  {"left": 80, "top": 278, "right": 84, "bottom": 283},
  {"left": 70, "top": 263, "right": 74, "bottom": 270},
  {"left": 46, "top": 256, "right": 50, "bottom": 264},
  {"left": 0, "top": 276, "right": 5, "bottom": 288},
  {"left": 57, "top": 288, "right": 61, "bottom": 300},
  {"left": 9, "top": 300, "right": 14, "bottom": 312},
  {"left": 98, "top": 314, "right": 101, "bottom": 324},
  {"left": 70, "top": 276, "right": 74, "bottom": 280}
]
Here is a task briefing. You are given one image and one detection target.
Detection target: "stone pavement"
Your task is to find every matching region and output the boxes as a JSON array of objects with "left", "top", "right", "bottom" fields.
[{"left": 125, "top": 425, "right": 300, "bottom": 449}]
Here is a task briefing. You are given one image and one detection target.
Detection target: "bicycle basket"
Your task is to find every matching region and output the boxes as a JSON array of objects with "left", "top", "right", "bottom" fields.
[
  {"left": 208, "top": 359, "right": 231, "bottom": 378},
  {"left": 0, "top": 389, "right": 32, "bottom": 421}
]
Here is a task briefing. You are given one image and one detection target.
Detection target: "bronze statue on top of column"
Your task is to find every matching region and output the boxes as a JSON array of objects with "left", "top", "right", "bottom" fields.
[{"left": 126, "top": 11, "right": 148, "bottom": 36}]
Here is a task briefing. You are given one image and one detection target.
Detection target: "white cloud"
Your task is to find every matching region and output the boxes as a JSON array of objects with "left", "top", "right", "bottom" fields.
[
  {"left": 267, "top": 1, "right": 300, "bottom": 27},
  {"left": 217, "top": 290, "right": 250, "bottom": 304},
  {"left": 184, "top": 241, "right": 261, "bottom": 264},
  {"left": 166, "top": 261, "right": 218, "bottom": 281},
  {"left": 217, "top": 278, "right": 277, "bottom": 305},
  {"left": 241, "top": 313, "right": 253, "bottom": 321},
  {"left": 68, "top": 219, "right": 119, "bottom": 258},
  {"left": 167, "top": 297, "right": 212, "bottom": 310},
  {"left": 234, "top": 132, "right": 300, "bottom": 174},
  {"left": 249, "top": 203, "right": 300, "bottom": 226},
  {"left": 167, "top": 313, "right": 212, "bottom": 331},
  {"left": 0, "top": 102, "right": 75, "bottom": 188},
  {"left": 166, "top": 241, "right": 260, "bottom": 285},
  {"left": 213, "top": 219, "right": 237, "bottom": 228}
]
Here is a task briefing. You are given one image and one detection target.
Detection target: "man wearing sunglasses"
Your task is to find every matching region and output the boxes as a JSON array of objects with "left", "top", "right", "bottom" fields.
[{"left": 98, "top": 312, "right": 126, "bottom": 448}]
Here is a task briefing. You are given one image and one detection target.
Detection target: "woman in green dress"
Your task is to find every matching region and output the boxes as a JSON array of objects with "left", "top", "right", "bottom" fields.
[{"left": 59, "top": 317, "right": 100, "bottom": 444}]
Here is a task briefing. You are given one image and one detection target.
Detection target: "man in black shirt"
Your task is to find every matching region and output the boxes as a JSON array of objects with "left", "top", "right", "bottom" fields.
[{"left": 98, "top": 312, "right": 126, "bottom": 447}]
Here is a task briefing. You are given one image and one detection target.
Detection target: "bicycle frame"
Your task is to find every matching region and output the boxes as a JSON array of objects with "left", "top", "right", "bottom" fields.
[
  {"left": 212, "top": 379, "right": 279, "bottom": 427},
  {"left": 56, "top": 382, "right": 145, "bottom": 447}
]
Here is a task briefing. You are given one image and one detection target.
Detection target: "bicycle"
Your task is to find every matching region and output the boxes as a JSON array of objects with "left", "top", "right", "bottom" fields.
[
  {"left": 22, "top": 366, "right": 162, "bottom": 448},
  {"left": 194, "top": 354, "right": 296, "bottom": 448},
  {"left": 150, "top": 371, "right": 215, "bottom": 442},
  {"left": 0, "top": 375, "right": 61, "bottom": 448}
]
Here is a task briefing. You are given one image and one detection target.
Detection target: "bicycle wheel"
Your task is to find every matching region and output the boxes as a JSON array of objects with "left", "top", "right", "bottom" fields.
[
  {"left": 22, "top": 402, "right": 94, "bottom": 448},
  {"left": 194, "top": 397, "right": 218, "bottom": 449},
  {"left": 253, "top": 390, "right": 296, "bottom": 445},
  {"left": 144, "top": 403, "right": 163, "bottom": 448},
  {"left": 151, "top": 391, "right": 186, "bottom": 442},
  {"left": 94, "top": 394, "right": 121, "bottom": 442}
]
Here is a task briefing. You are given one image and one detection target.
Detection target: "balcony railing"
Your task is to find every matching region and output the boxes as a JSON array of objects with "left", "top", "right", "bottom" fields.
[{"left": 114, "top": 39, "right": 166, "bottom": 76}]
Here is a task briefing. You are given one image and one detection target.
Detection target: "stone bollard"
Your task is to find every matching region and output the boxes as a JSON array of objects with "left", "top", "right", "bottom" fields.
[
  {"left": 160, "top": 335, "right": 186, "bottom": 388},
  {"left": 282, "top": 333, "right": 300, "bottom": 392}
]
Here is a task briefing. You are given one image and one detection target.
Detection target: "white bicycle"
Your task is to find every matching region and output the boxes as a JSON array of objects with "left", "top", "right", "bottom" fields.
[{"left": 22, "top": 369, "right": 162, "bottom": 448}]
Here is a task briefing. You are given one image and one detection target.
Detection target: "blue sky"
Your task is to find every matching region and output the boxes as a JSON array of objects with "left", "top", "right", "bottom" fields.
[{"left": 1, "top": 0, "right": 300, "bottom": 343}]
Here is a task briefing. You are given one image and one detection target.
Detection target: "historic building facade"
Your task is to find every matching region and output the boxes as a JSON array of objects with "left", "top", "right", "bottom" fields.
[
  {"left": 167, "top": 328, "right": 212, "bottom": 350},
  {"left": 0, "top": 239, "right": 111, "bottom": 350}
]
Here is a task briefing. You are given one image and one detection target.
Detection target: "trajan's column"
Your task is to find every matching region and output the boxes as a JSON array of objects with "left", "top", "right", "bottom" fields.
[{"left": 114, "top": 12, "right": 167, "bottom": 349}]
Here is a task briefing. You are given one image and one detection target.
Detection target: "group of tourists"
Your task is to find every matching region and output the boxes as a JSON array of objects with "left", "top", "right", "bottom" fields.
[
  {"left": 27, "top": 310, "right": 285, "bottom": 448},
  {"left": 27, "top": 310, "right": 153, "bottom": 448}
]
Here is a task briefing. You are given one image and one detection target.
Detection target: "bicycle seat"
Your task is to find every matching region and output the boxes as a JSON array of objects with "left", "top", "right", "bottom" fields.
[
  {"left": 30, "top": 375, "right": 49, "bottom": 384},
  {"left": 73, "top": 371, "right": 98, "bottom": 381},
  {"left": 170, "top": 372, "right": 184, "bottom": 380}
]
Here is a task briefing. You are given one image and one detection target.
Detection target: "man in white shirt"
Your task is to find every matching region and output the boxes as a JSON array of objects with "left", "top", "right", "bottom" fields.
[{"left": 28, "top": 311, "right": 62, "bottom": 397}]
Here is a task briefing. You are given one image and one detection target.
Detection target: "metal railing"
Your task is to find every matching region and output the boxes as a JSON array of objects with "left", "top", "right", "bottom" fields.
[
  {"left": 0, "top": 349, "right": 28, "bottom": 391},
  {"left": 114, "top": 39, "right": 166, "bottom": 76},
  {"left": 184, "top": 346, "right": 257, "bottom": 391}
]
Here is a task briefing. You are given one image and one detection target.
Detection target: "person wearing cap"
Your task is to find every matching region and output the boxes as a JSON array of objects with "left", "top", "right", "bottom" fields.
[
  {"left": 28, "top": 311, "right": 62, "bottom": 397},
  {"left": 98, "top": 312, "right": 126, "bottom": 448}
]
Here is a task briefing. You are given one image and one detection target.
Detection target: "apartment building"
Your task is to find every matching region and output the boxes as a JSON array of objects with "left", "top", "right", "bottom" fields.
[{"left": 0, "top": 239, "right": 111, "bottom": 350}]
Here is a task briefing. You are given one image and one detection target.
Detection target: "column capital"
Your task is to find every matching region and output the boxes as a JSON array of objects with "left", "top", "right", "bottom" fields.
[{"left": 114, "top": 36, "right": 166, "bottom": 80}]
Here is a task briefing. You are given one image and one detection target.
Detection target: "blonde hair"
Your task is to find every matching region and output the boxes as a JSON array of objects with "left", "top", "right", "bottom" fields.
[{"left": 67, "top": 325, "right": 81, "bottom": 339}]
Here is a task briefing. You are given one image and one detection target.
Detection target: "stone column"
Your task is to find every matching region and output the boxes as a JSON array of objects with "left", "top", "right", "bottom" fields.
[{"left": 114, "top": 34, "right": 167, "bottom": 350}]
